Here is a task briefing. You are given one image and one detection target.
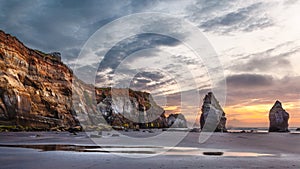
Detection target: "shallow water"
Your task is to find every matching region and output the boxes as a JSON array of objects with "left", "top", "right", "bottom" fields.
[{"left": 0, "top": 144, "right": 275, "bottom": 157}]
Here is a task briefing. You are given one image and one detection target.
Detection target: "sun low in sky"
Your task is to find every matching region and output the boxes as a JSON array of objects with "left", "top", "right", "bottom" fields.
[{"left": 1, "top": 0, "right": 300, "bottom": 127}]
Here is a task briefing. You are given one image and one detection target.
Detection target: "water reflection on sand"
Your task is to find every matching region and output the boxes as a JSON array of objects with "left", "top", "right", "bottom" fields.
[{"left": 0, "top": 144, "right": 275, "bottom": 157}]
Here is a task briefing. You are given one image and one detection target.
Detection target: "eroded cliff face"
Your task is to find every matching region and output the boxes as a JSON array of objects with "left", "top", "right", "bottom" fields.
[
  {"left": 0, "top": 30, "right": 78, "bottom": 130},
  {"left": 200, "top": 92, "right": 227, "bottom": 132},
  {"left": 95, "top": 88, "right": 167, "bottom": 129},
  {"left": 269, "top": 100, "right": 289, "bottom": 132},
  {"left": 0, "top": 30, "right": 168, "bottom": 131},
  {"left": 71, "top": 85, "right": 168, "bottom": 130}
]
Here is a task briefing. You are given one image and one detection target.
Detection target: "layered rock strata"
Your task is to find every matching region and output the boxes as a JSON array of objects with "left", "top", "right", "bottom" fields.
[{"left": 0, "top": 30, "right": 169, "bottom": 131}]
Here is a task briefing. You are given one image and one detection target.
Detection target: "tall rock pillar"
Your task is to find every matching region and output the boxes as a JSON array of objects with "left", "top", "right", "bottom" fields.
[
  {"left": 200, "top": 92, "right": 227, "bottom": 132},
  {"left": 269, "top": 100, "right": 289, "bottom": 132}
]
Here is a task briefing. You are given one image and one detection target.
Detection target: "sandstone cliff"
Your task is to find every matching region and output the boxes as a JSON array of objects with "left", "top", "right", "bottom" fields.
[
  {"left": 0, "top": 30, "right": 78, "bottom": 130},
  {"left": 0, "top": 30, "right": 168, "bottom": 131},
  {"left": 95, "top": 88, "right": 167, "bottom": 129},
  {"left": 200, "top": 92, "right": 227, "bottom": 132},
  {"left": 269, "top": 100, "right": 289, "bottom": 132}
]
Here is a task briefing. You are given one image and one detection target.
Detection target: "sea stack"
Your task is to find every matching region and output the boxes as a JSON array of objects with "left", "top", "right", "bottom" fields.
[
  {"left": 269, "top": 100, "right": 289, "bottom": 132},
  {"left": 200, "top": 92, "right": 227, "bottom": 132}
]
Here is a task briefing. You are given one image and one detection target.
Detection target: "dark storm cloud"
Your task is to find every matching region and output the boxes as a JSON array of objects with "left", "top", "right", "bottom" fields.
[
  {"left": 225, "top": 75, "right": 300, "bottom": 106},
  {"left": 234, "top": 56, "right": 291, "bottom": 72},
  {"left": 105, "top": 70, "right": 176, "bottom": 93},
  {"left": 0, "top": 0, "right": 153, "bottom": 63},
  {"left": 95, "top": 33, "right": 180, "bottom": 86},
  {"left": 130, "top": 74, "right": 175, "bottom": 92},
  {"left": 97, "top": 33, "right": 179, "bottom": 69},
  {"left": 130, "top": 71, "right": 165, "bottom": 89},
  {"left": 226, "top": 74, "right": 274, "bottom": 88},
  {"left": 134, "top": 78, "right": 152, "bottom": 84},
  {"left": 0, "top": 0, "right": 278, "bottom": 66},
  {"left": 137, "top": 71, "right": 165, "bottom": 80},
  {"left": 200, "top": 2, "right": 273, "bottom": 33}
]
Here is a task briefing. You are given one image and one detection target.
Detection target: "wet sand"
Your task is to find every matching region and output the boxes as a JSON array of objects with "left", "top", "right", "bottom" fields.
[{"left": 0, "top": 131, "right": 300, "bottom": 169}]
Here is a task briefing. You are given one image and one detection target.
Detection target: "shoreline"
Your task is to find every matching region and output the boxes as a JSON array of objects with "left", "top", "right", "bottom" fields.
[
  {"left": 1, "top": 131, "right": 300, "bottom": 152},
  {"left": 1, "top": 131, "right": 300, "bottom": 169}
]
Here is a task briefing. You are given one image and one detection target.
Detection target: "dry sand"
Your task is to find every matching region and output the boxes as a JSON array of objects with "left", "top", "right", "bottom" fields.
[{"left": 0, "top": 131, "right": 299, "bottom": 169}]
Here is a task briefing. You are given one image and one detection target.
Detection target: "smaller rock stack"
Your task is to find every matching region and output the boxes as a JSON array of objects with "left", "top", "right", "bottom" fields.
[
  {"left": 167, "top": 113, "right": 187, "bottom": 128},
  {"left": 269, "top": 100, "right": 289, "bottom": 132},
  {"left": 200, "top": 92, "right": 227, "bottom": 132}
]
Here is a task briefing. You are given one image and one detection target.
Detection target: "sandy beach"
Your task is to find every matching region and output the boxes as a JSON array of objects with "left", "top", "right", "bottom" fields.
[{"left": 0, "top": 131, "right": 300, "bottom": 169}]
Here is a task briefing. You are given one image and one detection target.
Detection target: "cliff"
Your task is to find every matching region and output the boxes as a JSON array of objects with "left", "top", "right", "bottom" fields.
[
  {"left": 269, "top": 100, "right": 289, "bottom": 132},
  {"left": 200, "top": 92, "right": 227, "bottom": 132},
  {"left": 96, "top": 88, "right": 168, "bottom": 129},
  {"left": 0, "top": 30, "right": 168, "bottom": 131}
]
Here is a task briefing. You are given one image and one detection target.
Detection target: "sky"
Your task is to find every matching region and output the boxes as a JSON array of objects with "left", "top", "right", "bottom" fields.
[{"left": 1, "top": 0, "right": 300, "bottom": 127}]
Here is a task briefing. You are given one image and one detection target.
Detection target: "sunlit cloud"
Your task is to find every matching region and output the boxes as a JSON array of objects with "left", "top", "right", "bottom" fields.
[{"left": 1, "top": 0, "right": 300, "bottom": 127}]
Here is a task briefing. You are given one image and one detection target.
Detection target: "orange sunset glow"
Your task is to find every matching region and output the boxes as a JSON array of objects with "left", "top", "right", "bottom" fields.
[
  {"left": 225, "top": 101, "right": 300, "bottom": 127},
  {"left": 162, "top": 97, "right": 300, "bottom": 128}
]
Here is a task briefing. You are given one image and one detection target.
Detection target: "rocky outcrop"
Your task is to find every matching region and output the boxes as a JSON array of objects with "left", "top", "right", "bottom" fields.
[
  {"left": 0, "top": 30, "right": 168, "bottom": 131},
  {"left": 200, "top": 92, "right": 227, "bottom": 132},
  {"left": 167, "top": 113, "right": 187, "bottom": 128},
  {"left": 269, "top": 100, "right": 289, "bottom": 132},
  {"left": 0, "top": 30, "right": 78, "bottom": 130},
  {"left": 95, "top": 88, "right": 167, "bottom": 129}
]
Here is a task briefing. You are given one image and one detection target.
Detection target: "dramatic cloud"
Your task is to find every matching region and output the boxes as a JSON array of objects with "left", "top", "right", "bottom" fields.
[
  {"left": 225, "top": 74, "right": 300, "bottom": 127},
  {"left": 96, "top": 33, "right": 180, "bottom": 70},
  {"left": 184, "top": 0, "right": 276, "bottom": 35},
  {"left": 200, "top": 2, "right": 273, "bottom": 34},
  {"left": 228, "top": 42, "right": 300, "bottom": 75},
  {"left": 92, "top": 34, "right": 182, "bottom": 89},
  {"left": 226, "top": 74, "right": 300, "bottom": 102},
  {"left": 226, "top": 74, "right": 274, "bottom": 88},
  {"left": 0, "top": 0, "right": 154, "bottom": 63},
  {"left": 1, "top": 0, "right": 300, "bottom": 127}
]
